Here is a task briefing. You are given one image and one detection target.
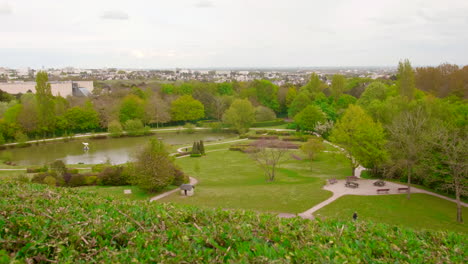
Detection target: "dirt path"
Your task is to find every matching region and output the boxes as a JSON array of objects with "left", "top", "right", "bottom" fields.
[
  {"left": 298, "top": 179, "right": 468, "bottom": 219},
  {"left": 149, "top": 177, "right": 198, "bottom": 202}
]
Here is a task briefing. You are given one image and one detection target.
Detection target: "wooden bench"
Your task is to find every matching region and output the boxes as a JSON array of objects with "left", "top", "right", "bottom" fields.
[
  {"left": 328, "top": 178, "right": 338, "bottom": 184},
  {"left": 346, "top": 176, "right": 358, "bottom": 182},
  {"left": 345, "top": 181, "right": 359, "bottom": 188},
  {"left": 377, "top": 188, "right": 390, "bottom": 194},
  {"left": 398, "top": 187, "right": 409, "bottom": 193}
]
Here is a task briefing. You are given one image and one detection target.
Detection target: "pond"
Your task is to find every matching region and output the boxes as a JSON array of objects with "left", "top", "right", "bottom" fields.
[{"left": 2, "top": 132, "right": 236, "bottom": 166}]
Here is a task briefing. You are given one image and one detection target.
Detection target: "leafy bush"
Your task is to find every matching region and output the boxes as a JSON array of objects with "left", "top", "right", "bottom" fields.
[
  {"left": 43, "top": 176, "right": 57, "bottom": 186},
  {"left": 108, "top": 120, "right": 123, "bottom": 137},
  {"left": 183, "top": 123, "right": 196, "bottom": 134},
  {"left": 14, "top": 131, "right": 29, "bottom": 147},
  {"left": 66, "top": 168, "right": 79, "bottom": 174},
  {"left": 84, "top": 175, "right": 98, "bottom": 185},
  {"left": 124, "top": 119, "right": 150, "bottom": 136},
  {"left": 14, "top": 174, "right": 30, "bottom": 183},
  {"left": 173, "top": 168, "right": 189, "bottom": 186},
  {"left": 68, "top": 174, "right": 86, "bottom": 187},
  {"left": 26, "top": 166, "right": 48, "bottom": 173},
  {"left": 92, "top": 163, "right": 106, "bottom": 173},
  {"left": 99, "top": 165, "right": 128, "bottom": 186},
  {"left": 0, "top": 181, "right": 465, "bottom": 263}
]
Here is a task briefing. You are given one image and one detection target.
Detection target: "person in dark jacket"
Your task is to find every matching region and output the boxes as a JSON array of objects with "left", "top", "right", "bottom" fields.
[{"left": 353, "top": 212, "right": 358, "bottom": 221}]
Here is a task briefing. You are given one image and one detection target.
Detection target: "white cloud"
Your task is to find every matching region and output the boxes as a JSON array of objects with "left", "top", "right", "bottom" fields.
[
  {"left": 100, "top": 10, "right": 129, "bottom": 20},
  {"left": 195, "top": 1, "right": 214, "bottom": 8},
  {"left": 0, "top": 2, "right": 12, "bottom": 15}
]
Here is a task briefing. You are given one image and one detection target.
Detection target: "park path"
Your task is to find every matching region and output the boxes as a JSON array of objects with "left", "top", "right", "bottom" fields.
[
  {"left": 149, "top": 177, "right": 198, "bottom": 202},
  {"left": 0, "top": 167, "right": 91, "bottom": 171},
  {"left": 298, "top": 179, "right": 468, "bottom": 219}
]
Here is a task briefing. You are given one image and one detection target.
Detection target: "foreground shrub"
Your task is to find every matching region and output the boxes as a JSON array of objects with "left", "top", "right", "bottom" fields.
[
  {"left": 99, "top": 165, "right": 128, "bottom": 186},
  {"left": 172, "top": 168, "right": 189, "bottom": 186},
  {"left": 0, "top": 181, "right": 465, "bottom": 263},
  {"left": 108, "top": 120, "right": 123, "bottom": 137}
]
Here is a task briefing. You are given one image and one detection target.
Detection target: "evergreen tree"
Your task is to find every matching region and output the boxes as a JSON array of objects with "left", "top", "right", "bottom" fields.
[
  {"left": 199, "top": 140, "right": 205, "bottom": 155},
  {"left": 397, "top": 59, "right": 416, "bottom": 100},
  {"left": 35, "top": 71, "right": 55, "bottom": 135}
]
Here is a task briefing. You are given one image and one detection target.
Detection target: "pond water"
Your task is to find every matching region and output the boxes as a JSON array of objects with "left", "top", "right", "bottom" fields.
[{"left": 3, "top": 132, "right": 235, "bottom": 166}]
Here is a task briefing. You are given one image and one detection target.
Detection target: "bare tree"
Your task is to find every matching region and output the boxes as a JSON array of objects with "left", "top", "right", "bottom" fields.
[
  {"left": 429, "top": 126, "right": 467, "bottom": 223},
  {"left": 145, "top": 94, "right": 170, "bottom": 128},
  {"left": 387, "top": 107, "right": 429, "bottom": 199},
  {"left": 249, "top": 140, "right": 291, "bottom": 182}
]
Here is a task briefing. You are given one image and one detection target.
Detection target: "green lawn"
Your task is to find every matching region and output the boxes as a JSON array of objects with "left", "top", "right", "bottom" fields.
[
  {"left": 159, "top": 148, "right": 351, "bottom": 213},
  {"left": 315, "top": 193, "right": 468, "bottom": 233},
  {"left": 75, "top": 185, "right": 169, "bottom": 201}
]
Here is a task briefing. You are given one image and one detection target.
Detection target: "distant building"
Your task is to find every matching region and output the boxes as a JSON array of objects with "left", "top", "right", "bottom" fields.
[{"left": 0, "top": 81, "right": 94, "bottom": 97}]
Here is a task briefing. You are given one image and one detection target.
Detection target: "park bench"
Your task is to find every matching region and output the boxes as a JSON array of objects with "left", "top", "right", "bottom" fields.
[
  {"left": 328, "top": 178, "right": 338, "bottom": 184},
  {"left": 398, "top": 187, "right": 409, "bottom": 193},
  {"left": 345, "top": 181, "right": 359, "bottom": 188},
  {"left": 346, "top": 176, "right": 359, "bottom": 182},
  {"left": 373, "top": 180, "right": 386, "bottom": 187},
  {"left": 377, "top": 188, "right": 390, "bottom": 194}
]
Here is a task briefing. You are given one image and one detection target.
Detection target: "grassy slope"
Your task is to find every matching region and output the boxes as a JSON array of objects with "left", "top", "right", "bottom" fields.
[
  {"left": 316, "top": 193, "right": 468, "bottom": 233},
  {"left": 160, "top": 148, "right": 351, "bottom": 213},
  {"left": 1, "top": 182, "right": 466, "bottom": 263}
]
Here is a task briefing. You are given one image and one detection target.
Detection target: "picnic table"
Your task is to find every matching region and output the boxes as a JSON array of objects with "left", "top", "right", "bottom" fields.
[{"left": 345, "top": 181, "right": 359, "bottom": 188}]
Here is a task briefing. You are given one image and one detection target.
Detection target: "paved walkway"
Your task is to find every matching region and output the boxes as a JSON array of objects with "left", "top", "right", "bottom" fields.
[
  {"left": 298, "top": 179, "right": 468, "bottom": 219},
  {"left": 149, "top": 177, "right": 198, "bottom": 202}
]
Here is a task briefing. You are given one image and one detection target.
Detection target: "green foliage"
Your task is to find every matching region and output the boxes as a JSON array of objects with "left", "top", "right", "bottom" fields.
[
  {"left": 335, "top": 94, "right": 357, "bottom": 110},
  {"left": 172, "top": 168, "right": 189, "bottom": 185},
  {"left": 358, "top": 82, "right": 388, "bottom": 106},
  {"left": 161, "top": 83, "right": 174, "bottom": 94},
  {"left": 14, "top": 131, "right": 28, "bottom": 146},
  {"left": 252, "top": 80, "right": 280, "bottom": 112},
  {"left": 3, "top": 103, "right": 22, "bottom": 124},
  {"left": 108, "top": 120, "right": 123, "bottom": 137},
  {"left": 99, "top": 165, "right": 128, "bottom": 186},
  {"left": 330, "top": 105, "right": 387, "bottom": 172},
  {"left": 294, "top": 105, "right": 326, "bottom": 131},
  {"left": 397, "top": 59, "right": 416, "bottom": 100},
  {"left": 183, "top": 123, "right": 196, "bottom": 134},
  {"left": 50, "top": 160, "right": 67, "bottom": 176},
  {"left": 128, "top": 139, "right": 176, "bottom": 192},
  {"left": 64, "top": 101, "right": 100, "bottom": 132},
  {"left": 288, "top": 91, "right": 312, "bottom": 118},
  {"left": 330, "top": 74, "right": 346, "bottom": 99},
  {"left": 123, "top": 119, "right": 149, "bottom": 136},
  {"left": 119, "top": 94, "right": 146, "bottom": 123},
  {"left": 217, "top": 82, "right": 234, "bottom": 95},
  {"left": 222, "top": 99, "right": 255, "bottom": 133},
  {"left": 43, "top": 176, "right": 57, "bottom": 186},
  {"left": 1, "top": 181, "right": 465, "bottom": 263},
  {"left": 199, "top": 140, "right": 205, "bottom": 155},
  {"left": 301, "top": 73, "right": 324, "bottom": 94},
  {"left": 0, "top": 133, "right": 4, "bottom": 145},
  {"left": 285, "top": 86, "right": 297, "bottom": 108},
  {"left": 301, "top": 137, "right": 326, "bottom": 161},
  {"left": 255, "top": 106, "right": 276, "bottom": 122},
  {"left": 251, "top": 119, "right": 285, "bottom": 127},
  {"left": 35, "top": 71, "right": 55, "bottom": 133},
  {"left": 170, "top": 95, "right": 205, "bottom": 122}
]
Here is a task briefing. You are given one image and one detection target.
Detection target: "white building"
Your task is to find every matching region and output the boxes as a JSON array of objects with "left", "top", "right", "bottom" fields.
[{"left": 0, "top": 81, "right": 94, "bottom": 97}]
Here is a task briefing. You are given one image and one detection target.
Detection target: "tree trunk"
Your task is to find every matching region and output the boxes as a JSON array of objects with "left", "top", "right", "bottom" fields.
[
  {"left": 406, "top": 165, "right": 411, "bottom": 200},
  {"left": 456, "top": 185, "right": 463, "bottom": 223}
]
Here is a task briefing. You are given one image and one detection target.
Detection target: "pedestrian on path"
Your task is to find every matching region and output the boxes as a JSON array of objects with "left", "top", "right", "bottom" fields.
[{"left": 353, "top": 212, "right": 358, "bottom": 221}]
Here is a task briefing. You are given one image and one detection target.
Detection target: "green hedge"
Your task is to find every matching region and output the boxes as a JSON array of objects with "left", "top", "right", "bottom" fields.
[
  {"left": 251, "top": 119, "right": 285, "bottom": 127},
  {"left": 0, "top": 182, "right": 466, "bottom": 263}
]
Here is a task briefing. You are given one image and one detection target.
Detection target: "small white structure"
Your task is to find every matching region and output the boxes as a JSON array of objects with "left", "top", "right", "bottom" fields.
[
  {"left": 82, "top": 142, "right": 89, "bottom": 150},
  {"left": 180, "top": 184, "right": 195, "bottom": 196},
  {"left": 124, "top": 189, "right": 132, "bottom": 194}
]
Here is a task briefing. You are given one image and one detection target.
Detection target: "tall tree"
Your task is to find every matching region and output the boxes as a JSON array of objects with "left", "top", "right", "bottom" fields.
[
  {"left": 222, "top": 99, "right": 255, "bottom": 134},
  {"left": 170, "top": 95, "right": 205, "bottom": 122},
  {"left": 387, "top": 107, "right": 429, "bottom": 199},
  {"left": 145, "top": 94, "right": 170, "bottom": 127},
  {"left": 294, "top": 105, "right": 326, "bottom": 131},
  {"left": 428, "top": 126, "right": 467, "bottom": 223},
  {"left": 330, "top": 105, "right": 387, "bottom": 177},
  {"left": 302, "top": 73, "right": 323, "bottom": 94},
  {"left": 397, "top": 59, "right": 416, "bottom": 100},
  {"left": 35, "top": 71, "right": 55, "bottom": 135},
  {"left": 288, "top": 91, "right": 312, "bottom": 118},
  {"left": 119, "top": 94, "right": 145, "bottom": 123},
  {"left": 252, "top": 80, "right": 280, "bottom": 112},
  {"left": 330, "top": 74, "right": 346, "bottom": 100},
  {"left": 249, "top": 140, "right": 290, "bottom": 182}
]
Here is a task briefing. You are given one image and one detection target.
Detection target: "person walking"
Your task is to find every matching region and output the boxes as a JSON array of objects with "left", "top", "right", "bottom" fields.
[{"left": 352, "top": 212, "right": 358, "bottom": 221}]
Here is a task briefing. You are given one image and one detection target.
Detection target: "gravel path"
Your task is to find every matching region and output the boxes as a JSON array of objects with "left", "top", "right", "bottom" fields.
[{"left": 149, "top": 177, "right": 198, "bottom": 202}]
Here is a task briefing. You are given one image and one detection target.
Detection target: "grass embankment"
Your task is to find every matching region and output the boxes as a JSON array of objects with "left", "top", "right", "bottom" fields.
[
  {"left": 316, "top": 194, "right": 468, "bottom": 233},
  {"left": 160, "top": 146, "right": 351, "bottom": 213},
  {"left": 1, "top": 182, "right": 466, "bottom": 263}
]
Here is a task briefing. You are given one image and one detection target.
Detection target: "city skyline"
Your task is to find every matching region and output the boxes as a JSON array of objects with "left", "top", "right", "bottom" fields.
[{"left": 1, "top": 0, "right": 468, "bottom": 68}]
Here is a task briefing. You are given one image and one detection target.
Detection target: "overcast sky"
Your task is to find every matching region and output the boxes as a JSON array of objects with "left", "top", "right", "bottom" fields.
[{"left": 1, "top": 0, "right": 467, "bottom": 69}]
